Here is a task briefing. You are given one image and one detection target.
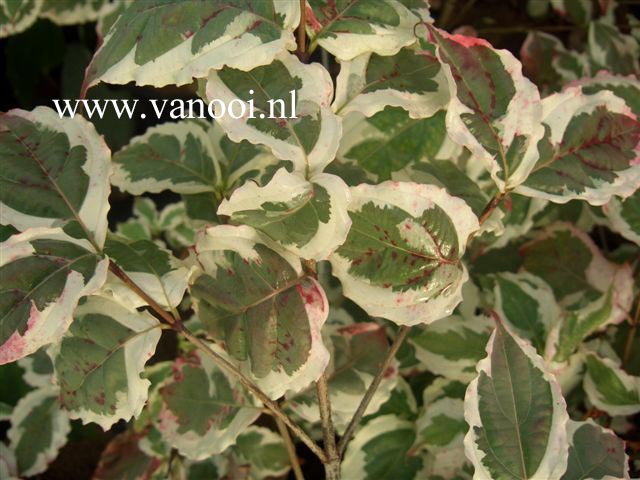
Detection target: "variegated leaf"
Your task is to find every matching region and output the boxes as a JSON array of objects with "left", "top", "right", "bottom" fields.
[
  {"left": 573, "top": 71, "right": 640, "bottom": 117},
  {"left": 0, "top": 443, "right": 18, "bottom": 480},
  {"left": 218, "top": 168, "right": 351, "bottom": 260},
  {"left": 40, "top": 0, "right": 119, "bottom": 25},
  {"left": 337, "top": 108, "right": 450, "bottom": 182},
  {"left": 492, "top": 271, "right": 559, "bottom": 353},
  {"left": 306, "top": 0, "right": 430, "bottom": 60},
  {"left": 0, "top": 107, "right": 111, "bottom": 247},
  {"left": 158, "top": 350, "right": 261, "bottom": 460},
  {"left": 112, "top": 120, "right": 220, "bottom": 195},
  {"left": 517, "top": 86, "right": 640, "bottom": 205},
  {"left": 0, "top": 228, "right": 108, "bottom": 364},
  {"left": 288, "top": 320, "right": 397, "bottom": 432},
  {"left": 550, "top": 0, "right": 592, "bottom": 24},
  {"left": 562, "top": 419, "right": 630, "bottom": 480},
  {"left": 104, "top": 235, "right": 189, "bottom": 309},
  {"left": 333, "top": 45, "right": 452, "bottom": 118},
  {"left": 521, "top": 31, "right": 589, "bottom": 93},
  {"left": 17, "top": 347, "right": 53, "bottom": 388},
  {"left": 83, "top": 0, "right": 299, "bottom": 90},
  {"left": 7, "top": 386, "right": 70, "bottom": 477},
  {"left": 206, "top": 52, "right": 341, "bottom": 176},
  {"left": 342, "top": 414, "right": 424, "bottom": 479},
  {"left": 464, "top": 320, "right": 569, "bottom": 480},
  {"left": 603, "top": 192, "right": 640, "bottom": 245},
  {"left": 50, "top": 296, "right": 162, "bottom": 430},
  {"left": 93, "top": 432, "right": 166, "bottom": 480},
  {"left": 584, "top": 351, "right": 640, "bottom": 416},
  {"left": 0, "top": 0, "right": 42, "bottom": 38},
  {"left": 233, "top": 426, "right": 291, "bottom": 479},
  {"left": 425, "top": 27, "right": 545, "bottom": 192},
  {"left": 330, "top": 181, "right": 479, "bottom": 326},
  {"left": 588, "top": 19, "right": 640, "bottom": 76},
  {"left": 410, "top": 314, "right": 493, "bottom": 382},
  {"left": 189, "top": 225, "right": 329, "bottom": 398}
]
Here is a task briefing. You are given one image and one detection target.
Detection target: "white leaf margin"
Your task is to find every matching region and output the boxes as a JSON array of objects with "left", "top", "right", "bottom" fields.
[
  {"left": 332, "top": 47, "right": 454, "bottom": 119},
  {"left": 40, "top": 0, "right": 120, "bottom": 26},
  {"left": 191, "top": 225, "right": 330, "bottom": 399},
  {"left": 85, "top": 0, "right": 299, "bottom": 89},
  {"left": 0, "top": 107, "right": 112, "bottom": 248},
  {"left": 463, "top": 321, "right": 570, "bottom": 480},
  {"left": 235, "top": 426, "right": 292, "bottom": 479},
  {"left": 0, "top": 0, "right": 42, "bottom": 38},
  {"left": 7, "top": 386, "right": 70, "bottom": 477},
  {"left": 329, "top": 181, "right": 479, "bottom": 326},
  {"left": 158, "top": 349, "right": 261, "bottom": 461},
  {"left": 112, "top": 120, "right": 221, "bottom": 195},
  {"left": 218, "top": 168, "right": 352, "bottom": 260},
  {"left": 48, "top": 295, "right": 162, "bottom": 430},
  {"left": 602, "top": 195, "right": 640, "bottom": 246},
  {"left": 206, "top": 52, "right": 342, "bottom": 176},
  {"left": 583, "top": 351, "right": 640, "bottom": 417},
  {"left": 307, "top": 0, "right": 430, "bottom": 61},
  {"left": 516, "top": 87, "right": 640, "bottom": 205},
  {"left": 429, "top": 29, "right": 545, "bottom": 192},
  {"left": 0, "top": 228, "right": 109, "bottom": 365}
]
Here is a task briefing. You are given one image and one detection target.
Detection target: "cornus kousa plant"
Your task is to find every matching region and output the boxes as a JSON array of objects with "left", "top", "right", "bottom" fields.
[{"left": 1, "top": 0, "right": 640, "bottom": 479}]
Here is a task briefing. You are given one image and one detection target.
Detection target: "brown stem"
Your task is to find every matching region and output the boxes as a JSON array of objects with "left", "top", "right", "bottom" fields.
[
  {"left": 275, "top": 416, "right": 305, "bottom": 480},
  {"left": 316, "top": 374, "right": 340, "bottom": 479},
  {"left": 478, "top": 192, "right": 506, "bottom": 226},
  {"left": 297, "top": 0, "right": 307, "bottom": 57},
  {"left": 623, "top": 323, "right": 637, "bottom": 367},
  {"left": 337, "top": 326, "right": 410, "bottom": 457},
  {"left": 108, "top": 260, "right": 327, "bottom": 463}
]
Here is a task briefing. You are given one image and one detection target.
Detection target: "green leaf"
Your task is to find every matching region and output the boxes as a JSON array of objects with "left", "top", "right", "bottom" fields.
[
  {"left": 426, "top": 26, "right": 545, "bottom": 192},
  {"left": 189, "top": 225, "right": 329, "bottom": 398},
  {"left": 51, "top": 296, "right": 161, "bottom": 430},
  {"left": 330, "top": 181, "right": 478, "bottom": 326},
  {"left": 93, "top": 432, "right": 165, "bottom": 480},
  {"left": 576, "top": 71, "right": 640, "bottom": 117},
  {"left": 584, "top": 351, "right": 640, "bottom": 416},
  {"left": 219, "top": 168, "right": 350, "bottom": 260},
  {"left": 17, "top": 347, "right": 53, "bottom": 387},
  {"left": 7, "top": 386, "right": 70, "bottom": 476},
  {"left": 562, "top": 419, "right": 629, "bottom": 480},
  {"left": 551, "top": 0, "right": 592, "bottom": 25},
  {"left": 40, "top": 0, "right": 119, "bottom": 25},
  {"left": 521, "top": 31, "right": 588, "bottom": 94},
  {"left": 464, "top": 320, "right": 569, "bottom": 479},
  {"left": 333, "top": 45, "right": 451, "bottom": 118},
  {"left": 233, "top": 426, "right": 291, "bottom": 479},
  {"left": 518, "top": 86, "right": 640, "bottom": 205},
  {"left": 338, "top": 108, "right": 449, "bottom": 182},
  {"left": 0, "top": 0, "right": 41, "bottom": 38},
  {"left": 341, "top": 415, "right": 423, "bottom": 479},
  {"left": 289, "top": 319, "right": 397, "bottom": 432},
  {"left": 415, "top": 381, "right": 467, "bottom": 451},
  {"left": 604, "top": 191, "right": 640, "bottom": 246},
  {"left": 206, "top": 52, "right": 341, "bottom": 176},
  {"left": 84, "top": 0, "right": 299, "bottom": 89},
  {"left": 588, "top": 19, "right": 640, "bottom": 76},
  {"left": 0, "top": 228, "right": 108, "bottom": 364},
  {"left": 0, "top": 107, "right": 111, "bottom": 247},
  {"left": 306, "top": 0, "right": 430, "bottom": 60},
  {"left": 158, "top": 350, "right": 260, "bottom": 460},
  {"left": 411, "top": 313, "right": 493, "bottom": 382},
  {"left": 104, "top": 235, "right": 189, "bottom": 309},
  {"left": 113, "top": 120, "right": 220, "bottom": 195}
]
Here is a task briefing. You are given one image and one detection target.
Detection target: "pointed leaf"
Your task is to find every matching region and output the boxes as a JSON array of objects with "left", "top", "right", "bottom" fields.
[
  {"left": 112, "top": 120, "right": 220, "bottom": 195},
  {"left": 158, "top": 350, "right": 261, "bottom": 460},
  {"left": 0, "top": 107, "right": 111, "bottom": 247},
  {"left": 218, "top": 168, "right": 351, "bottom": 260},
  {"left": 330, "top": 181, "right": 478, "bottom": 325},
  {"left": 7, "top": 386, "right": 70, "bottom": 477},
  {"left": 104, "top": 235, "right": 189, "bottom": 309},
  {"left": 588, "top": 19, "right": 640, "bottom": 76},
  {"left": 206, "top": 52, "right": 341, "bottom": 176},
  {"left": 583, "top": 351, "right": 640, "bottom": 416},
  {"left": 51, "top": 295, "right": 162, "bottom": 430},
  {"left": 333, "top": 45, "right": 452, "bottom": 118},
  {"left": 341, "top": 414, "right": 424, "bottom": 479},
  {"left": 518, "top": 86, "right": 640, "bottom": 205},
  {"left": 190, "top": 225, "right": 329, "bottom": 398},
  {"left": 0, "top": 0, "right": 41, "bottom": 38},
  {"left": 562, "top": 419, "right": 630, "bottom": 480},
  {"left": 84, "top": 0, "right": 299, "bottom": 89},
  {"left": 426, "top": 27, "right": 545, "bottom": 191},
  {"left": 0, "top": 228, "right": 108, "bottom": 364},
  {"left": 306, "top": 0, "right": 430, "bottom": 60},
  {"left": 464, "top": 320, "right": 569, "bottom": 480}
]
